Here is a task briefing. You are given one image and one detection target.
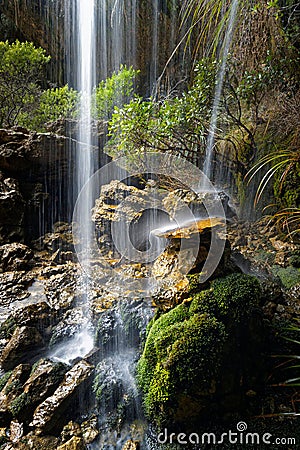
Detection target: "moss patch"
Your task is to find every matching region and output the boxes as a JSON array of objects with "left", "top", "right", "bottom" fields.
[
  {"left": 9, "top": 392, "right": 30, "bottom": 418},
  {"left": 0, "top": 317, "right": 17, "bottom": 340},
  {"left": 137, "top": 273, "right": 262, "bottom": 426},
  {"left": 0, "top": 371, "right": 12, "bottom": 391},
  {"left": 189, "top": 273, "right": 261, "bottom": 322}
]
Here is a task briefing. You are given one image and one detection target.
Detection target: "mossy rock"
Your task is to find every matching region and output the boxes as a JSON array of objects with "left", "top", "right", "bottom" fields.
[
  {"left": 137, "top": 308, "right": 226, "bottom": 425},
  {"left": 9, "top": 391, "right": 30, "bottom": 418},
  {"left": 137, "top": 273, "right": 263, "bottom": 428},
  {"left": 0, "top": 317, "right": 17, "bottom": 340},
  {"left": 0, "top": 371, "right": 12, "bottom": 392},
  {"left": 189, "top": 273, "right": 261, "bottom": 323}
]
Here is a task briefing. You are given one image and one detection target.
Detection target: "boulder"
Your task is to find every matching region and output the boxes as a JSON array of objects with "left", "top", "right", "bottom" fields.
[
  {"left": 91, "top": 180, "right": 162, "bottom": 258},
  {"left": 0, "top": 302, "right": 53, "bottom": 341},
  {"left": 22, "top": 358, "right": 67, "bottom": 408},
  {"left": 0, "top": 327, "right": 44, "bottom": 371},
  {"left": 0, "top": 244, "right": 34, "bottom": 273},
  {"left": 60, "top": 421, "right": 81, "bottom": 443},
  {"left": 0, "top": 271, "right": 34, "bottom": 311},
  {"left": 9, "top": 420, "right": 23, "bottom": 443},
  {"left": 30, "top": 360, "right": 94, "bottom": 434},
  {"left": 80, "top": 416, "right": 99, "bottom": 444}
]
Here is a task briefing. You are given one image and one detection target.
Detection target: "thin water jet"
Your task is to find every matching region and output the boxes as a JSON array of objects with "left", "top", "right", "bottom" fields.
[{"left": 202, "top": 0, "right": 239, "bottom": 184}]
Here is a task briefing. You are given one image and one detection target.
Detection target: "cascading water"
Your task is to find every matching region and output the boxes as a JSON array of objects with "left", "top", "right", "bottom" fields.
[
  {"left": 51, "top": 0, "right": 97, "bottom": 363},
  {"left": 202, "top": 0, "right": 239, "bottom": 186}
]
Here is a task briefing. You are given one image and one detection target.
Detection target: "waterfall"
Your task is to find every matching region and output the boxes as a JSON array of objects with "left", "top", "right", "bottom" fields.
[
  {"left": 51, "top": 0, "right": 97, "bottom": 364},
  {"left": 76, "top": 0, "right": 96, "bottom": 276},
  {"left": 202, "top": 0, "right": 239, "bottom": 185}
]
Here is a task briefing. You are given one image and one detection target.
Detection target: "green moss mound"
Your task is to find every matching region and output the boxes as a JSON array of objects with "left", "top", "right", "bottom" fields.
[
  {"left": 190, "top": 273, "right": 261, "bottom": 322},
  {"left": 137, "top": 273, "right": 262, "bottom": 426}
]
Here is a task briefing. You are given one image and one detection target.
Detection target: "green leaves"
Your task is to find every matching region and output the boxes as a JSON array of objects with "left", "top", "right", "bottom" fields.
[
  {"left": 92, "top": 65, "right": 139, "bottom": 121},
  {"left": 107, "top": 59, "right": 217, "bottom": 158},
  {"left": 19, "top": 85, "right": 79, "bottom": 131},
  {"left": 0, "top": 40, "right": 50, "bottom": 128}
]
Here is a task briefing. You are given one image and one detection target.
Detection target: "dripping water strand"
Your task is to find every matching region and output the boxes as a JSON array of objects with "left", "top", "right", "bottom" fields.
[{"left": 202, "top": 0, "right": 239, "bottom": 186}]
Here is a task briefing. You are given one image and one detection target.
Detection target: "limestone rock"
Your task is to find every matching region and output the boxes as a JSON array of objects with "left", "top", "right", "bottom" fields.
[
  {"left": 0, "top": 244, "right": 34, "bottom": 273},
  {"left": 80, "top": 416, "right": 99, "bottom": 444},
  {"left": 9, "top": 420, "right": 23, "bottom": 443},
  {"left": 122, "top": 440, "right": 140, "bottom": 450},
  {"left": 0, "top": 271, "right": 34, "bottom": 312},
  {"left": 30, "top": 360, "right": 94, "bottom": 434},
  {"left": 0, "top": 327, "right": 44, "bottom": 371},
  {"left": 13, "top": 435, "right": 60, "bottom": 449},
  {"left": 0, "top": 302, "right": 53, "bottom": 342},
  {"left": 60, "top": 421, "right": 81, "bottom": 443},
  {"left": 57, "top": 436, "right": 86, "bottom": 450},
  {"left": 23, "top": 359, "right": 67, "bottom": 407}
]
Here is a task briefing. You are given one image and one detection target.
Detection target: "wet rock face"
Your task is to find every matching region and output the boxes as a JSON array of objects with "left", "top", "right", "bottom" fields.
[
  {"left": 23, "top": 359, "right": 67, "bottom": 409},
  {"left": 0, "top": 173, "right": 25, "bottom": 243},
  {"left": 0, "top": 326, "right": 44, "bottom": 371},
  {"left": 0, "top": 128, "right": 74, "bottom": 243},
  {"left": 0, "top": 243, "right": 34, "bottom": 273},
  {"left": 30, "top": 360, "right": 94, "bottom": 435}
]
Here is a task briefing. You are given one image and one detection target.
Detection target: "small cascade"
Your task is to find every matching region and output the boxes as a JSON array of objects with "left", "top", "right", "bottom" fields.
[{"left": 91, "top": 299, "right": 153, "bottom": 449}]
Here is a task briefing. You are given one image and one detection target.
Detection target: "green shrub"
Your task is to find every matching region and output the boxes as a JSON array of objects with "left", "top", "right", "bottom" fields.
[
  {"left": 0, "top": 40, "right": 50, "bottom": 127},
  {"left": 93, "top": 65, "right": 139, "bottom": 121},
  {"left": 107, "top": 59, "right": 217, "bottom": 158},
  {"left": 19, "top": 85, "right": 78, "bottom": 131}
]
